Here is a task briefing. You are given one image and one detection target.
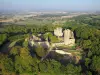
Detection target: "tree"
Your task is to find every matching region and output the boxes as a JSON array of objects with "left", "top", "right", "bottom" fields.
[
  {"left": 39, "top": 59, "right": 62, "bottom": 74},
  {"left": 75, "top": 26, "right": 94, "bottom": 39},
  {"left": 86, "top": 71, "right": 92, "bottom": 75},
  {"left": 90, "top": 44, "right": 100, "bottom": 56},
  {"left": 9, "top": 46, "right": 34, "bottom": 74},
  {"left": 49, "top": 59, "right": 61, "bottom": 73},
  {"left": 82, "top": 40, "right": 92, "bottom": 49},
  {"left": 35, "top": 45, "right": 46, "bottom": 57},
  {"left": 23, "top": 41, "right": 28, "bottom": 47},
  {"left": 90, "top": 56, "right": 100, "bottom": 74},
  {"left": 85, "top": 58, "right": 91, "bottom": 68},
  {"left": 39, "top": 62, "right": 47, "bottom": 72},
  {"left": 43, "top": 32, "right": 53, "bottom": 40},
  {"left": 10, "top": 46, "right": 21, "bottom": 56},
  {"left": 0, "top": 34, "right": 7, "bottom": 46},
  {"left": 3, "top": 58, "right": 14, "bottom": 73},
  {"left": 43, "top": 32, "right": 59, "bottom": 43},
  {"left": 64, "top": 64, "right": 81, "bottom": 75},
  {"left": 0, "top": 54, "right": 14, "bottom": 74}
]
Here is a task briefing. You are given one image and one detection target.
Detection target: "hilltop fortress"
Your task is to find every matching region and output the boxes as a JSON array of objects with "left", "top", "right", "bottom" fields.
[{"left": 28, "top": 27, "right": 75, "bottom": 48}]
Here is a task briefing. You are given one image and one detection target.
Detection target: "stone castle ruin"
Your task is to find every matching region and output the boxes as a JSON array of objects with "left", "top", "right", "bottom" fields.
[
  {"left": 54, "top": 27, "right": 63, "bottom": 38},
  {"left": 53, "top": 27, "right": 75, "bottom": 46},
  {"left": 27, "top": 27, "right": 78, "bottom": 62},
  {"left": 28, "top": 27, "right": 75, "bottom": 48},
  {"left": 28, "top": 34, "right": 50, "bottom": 48}
]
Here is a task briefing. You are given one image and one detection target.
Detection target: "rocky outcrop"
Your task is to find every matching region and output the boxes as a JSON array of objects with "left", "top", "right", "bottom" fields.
[{"left": 55, "top": 50, "right": 72, "bottom": 55}]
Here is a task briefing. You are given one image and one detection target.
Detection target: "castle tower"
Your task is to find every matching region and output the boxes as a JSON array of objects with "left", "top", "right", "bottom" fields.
[
  {"left": 64, "top": 29, "right": 75, "bottom": 46},
  {"left": 64, "top": 29, "right": 70, "bottom": 45}
]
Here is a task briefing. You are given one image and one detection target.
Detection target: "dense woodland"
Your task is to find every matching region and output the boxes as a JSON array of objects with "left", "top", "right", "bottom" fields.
[{"left": 0, "top": 14, "right": 100, "bottom": 75}]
